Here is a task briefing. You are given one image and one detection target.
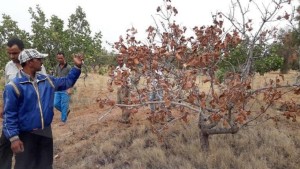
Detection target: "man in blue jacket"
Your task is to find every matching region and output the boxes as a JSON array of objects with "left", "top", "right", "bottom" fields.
[
  {"left": 0, "top": 38, "right": 48, "bottom": 169},
  {"left": 2, "top": 49, "right": 83, "bottom": 169}
]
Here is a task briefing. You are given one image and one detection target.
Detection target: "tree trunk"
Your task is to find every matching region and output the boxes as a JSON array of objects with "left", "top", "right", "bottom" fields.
[
  {"left": 280, "top": 55, "right": 289, "bottom": 74},
  {"left": 198, "top": 110, "right": 210, "bottom": 152},
  {"left": 199, "top": 131, "right": 209, "bottom": 152}
]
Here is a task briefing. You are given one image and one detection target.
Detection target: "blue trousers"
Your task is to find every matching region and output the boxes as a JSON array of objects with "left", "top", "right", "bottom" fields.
[{"left": 54, "top": 91, "right": 70, "bottom": 122}]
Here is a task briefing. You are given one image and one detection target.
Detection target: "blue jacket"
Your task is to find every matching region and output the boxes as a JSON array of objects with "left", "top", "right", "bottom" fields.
[{"left": 3, "top": 67, "right": 81, "bottom": 139}]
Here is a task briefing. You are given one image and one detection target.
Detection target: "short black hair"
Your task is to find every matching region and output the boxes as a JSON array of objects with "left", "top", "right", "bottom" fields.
[
  {"left": 7, "top": 38, "right": 25, "bottom": 50},
  {"left": 57, "top": 52, "right": 65, "bottom": 57}
]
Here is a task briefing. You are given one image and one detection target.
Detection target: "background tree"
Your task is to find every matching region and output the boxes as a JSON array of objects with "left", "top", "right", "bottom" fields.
[
  {"left": 44, "top": 15, "right": 69, "bottom": 71},
  {"left": 29, "top": 5, "right": 71, "bottom": 71},
  {"left": 0, "top": 5, "right": 115, "bottom": 75},
  {"left": 275, "top": 29, "right": 300, "bottom": 73},
  {"left": 27, "top": 5, "right": 110, "bottom": 72},
  {"left": 67, "top": 6, "right": 92, "bottom": 54},
  {"left": 67, "top": 6, "right": 111, "bottom": 70},
  {"left": 29, "top": 5, "right": 49, "bottom": 54},
  {"left": 0, "top": 14, "right": 30, "bottom": 70}
]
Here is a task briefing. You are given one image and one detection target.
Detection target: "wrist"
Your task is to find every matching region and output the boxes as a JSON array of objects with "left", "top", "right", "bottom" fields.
[{"left": 9, "top": 135, "right": 20, "bottom": 143}]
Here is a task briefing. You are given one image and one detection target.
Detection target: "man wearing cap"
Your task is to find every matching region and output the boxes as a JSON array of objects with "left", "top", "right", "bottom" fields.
[
  {"left": 2, "top": 49, "right": 83, "bottom": 169},
  {"left": 0, "top": 38, "right": 48, "bottom": 169}
]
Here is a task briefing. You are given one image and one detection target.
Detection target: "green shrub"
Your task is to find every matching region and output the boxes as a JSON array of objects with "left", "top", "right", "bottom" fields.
[
  {"left": 98, "top": 66, "right": 108, "bottom": 75},
  {"left": 215, "top": 68, "right": 226, "bottom": 82},
  {"left": 254, "top": 56, "right": 284, "bottom": 75}
]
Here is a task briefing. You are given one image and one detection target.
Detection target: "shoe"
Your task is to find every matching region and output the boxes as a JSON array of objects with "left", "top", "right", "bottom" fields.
[{"left": 67, "top": 109, "right": 70, "bottom": 117}]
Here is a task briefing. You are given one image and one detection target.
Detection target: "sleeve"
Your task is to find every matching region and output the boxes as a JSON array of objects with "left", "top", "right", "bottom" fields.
[
  {"left": 51, "top": 67, "right": 81, "bottom": 91},
  {"left": 2, "top": 84, "right": 21, "bottom": 139}
]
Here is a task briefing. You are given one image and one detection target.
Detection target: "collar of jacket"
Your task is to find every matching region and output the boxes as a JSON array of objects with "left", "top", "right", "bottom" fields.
[{"left": 17, "top": 70, "right": 48, "bottom": 83}]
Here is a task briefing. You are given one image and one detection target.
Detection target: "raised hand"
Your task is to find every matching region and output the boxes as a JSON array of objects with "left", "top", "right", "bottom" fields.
[{"left": 73, "top": 53, "right": 84, "bottom": 68}]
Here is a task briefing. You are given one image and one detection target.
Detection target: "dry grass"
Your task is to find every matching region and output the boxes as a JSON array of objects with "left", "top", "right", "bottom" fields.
[{"left": 53, "top": 117, "right": 300, "bottom": 169}]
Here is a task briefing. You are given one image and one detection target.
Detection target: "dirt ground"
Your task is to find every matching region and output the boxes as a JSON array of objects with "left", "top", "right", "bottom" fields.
[
  {"left": 51, "top": 73, "right": 160, "bottom": 168},
  {"left": 51, "top": 73, "right": 153, "bottom": 140}
]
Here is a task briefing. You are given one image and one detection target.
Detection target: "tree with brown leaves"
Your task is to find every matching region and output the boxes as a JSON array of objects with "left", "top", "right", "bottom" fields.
[{"left": 101, "top": 0, "right": 298, "bottom": 151}]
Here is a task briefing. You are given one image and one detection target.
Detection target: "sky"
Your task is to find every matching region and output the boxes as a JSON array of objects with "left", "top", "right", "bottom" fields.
[{"left": 0, "top": 0, "right": 298, "bottom": 52}]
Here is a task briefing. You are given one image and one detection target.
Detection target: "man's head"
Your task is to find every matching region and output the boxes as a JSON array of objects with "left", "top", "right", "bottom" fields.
[
  {"left": 117, "top": 55, "right": 124, "bottom": 67},
  {"left": 6, "top": 38, "right": 24, "bottom": 63},
  {"left": 56, "top": 52, "right": 66, "bottom": 65},
  {"left": 19, "top": 49, "right": 48, "bottom": 71}
]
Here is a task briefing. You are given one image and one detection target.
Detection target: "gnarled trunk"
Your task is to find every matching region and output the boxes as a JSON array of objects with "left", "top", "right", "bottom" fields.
[
  {"left": 199, "top": 131, "right": 209, "bottom": 152},
  {"left": 198, "top": 112, "right": 210, "bottom": 152}
]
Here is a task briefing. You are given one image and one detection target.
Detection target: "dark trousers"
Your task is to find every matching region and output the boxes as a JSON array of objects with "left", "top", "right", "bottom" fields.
[
  {"left": 14, "top": 127, "right": 53, "bottom": 169},
  {"left": 0, "top": 130, "right": 13, "bottom": 169}
]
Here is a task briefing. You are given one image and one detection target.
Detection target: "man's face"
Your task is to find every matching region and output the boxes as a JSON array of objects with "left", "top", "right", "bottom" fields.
[
  {"left": 29, "top": 58, "right": 43, "bottom": 72},
  {"left": 117, "top": 58, "right": 124, "bottom": 66},
  {"left": 56, "top": 54, "right": 65, "bottom": 65},
  {"left": 6, "top": 44, "right": 21, "bottom": 63}
]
